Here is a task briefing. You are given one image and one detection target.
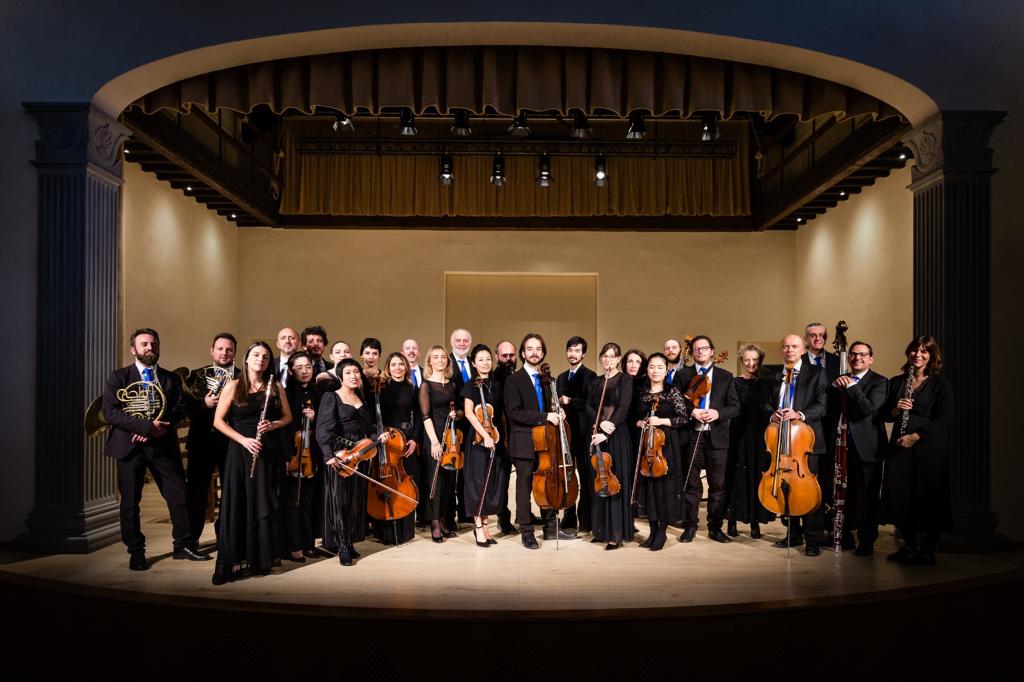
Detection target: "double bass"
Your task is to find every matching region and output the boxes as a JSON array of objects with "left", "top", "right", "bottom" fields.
[
  {"left": 829, "top": 320, "right": 850, "bottom": 553},
  {"left": 365, "top": 380, "right": 419, "bottom": 524},
  {"left": 531, "top": 364, "right": 580, "bottom": 511},
  {"left": 757, "top": 365, "right": 822, "bottom": 519},
  {"left": 589, "top": 374, "right": 622, "bottom": 498}
]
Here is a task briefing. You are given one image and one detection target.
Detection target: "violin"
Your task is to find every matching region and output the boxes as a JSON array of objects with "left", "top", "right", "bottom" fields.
[
  {"left": 366, "top": 382, "right": 419, "bottom": 522},
  {"left": 334, "top": 437, "right": 379, "bottom": 477},
  {"left": 287, "top": 399, "right": 316, "bottom": 483},
  {"left": 589, "top": 374, "right": 622, "bottom": 498},
  {"left": 473, "top": 377, "right": 500, "bottom": 444},
  {"left": 531, "top": 364, "right": 580, "bottom": 510},
  {"left": 440, "top": 401, "right": 465, "bottom": 470},
  {"left": 683, "top": 350, "right": 729, "bottom": 407},
  {"left": 757, "top": 364, "right": 822, "bottom": 518},
  {"left": 639, "top": 395, "right": 668, "bottom": 479}
]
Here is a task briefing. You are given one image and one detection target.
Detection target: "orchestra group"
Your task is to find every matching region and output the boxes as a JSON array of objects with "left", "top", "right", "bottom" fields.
[{"left": 100, "top": 323, "right": 954, "bottom": 585}]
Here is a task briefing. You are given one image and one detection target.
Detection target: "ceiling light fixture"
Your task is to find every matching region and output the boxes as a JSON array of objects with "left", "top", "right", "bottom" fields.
[
  {"left": 701, "top": 112, "right": 720, "bottom": 142},
  {"left": 490, "top": 154, "right": 507, "bottom": 187},
  {"left": 536, "top": 155, "right": 553, "bottom": 188},
  {"left": 439, "top": 154, "right": 454, "bottom": 185},
  {"left": 594, "top": 156, "right": 608, "bottom": 188},
  {"left": 450, "top": 110, "right": 472, "bottom": 137},
  {"left": 571, "top": 111, "right": 592, "bottom": 139},
  {"left": 626, "top": 111, "right": 647, "bottom": 140},
  {"left": 398, "top": 108, "right": 417, "bottom": 136},
  {"left": 509, "top": 111, "right": 530, "bottom": 137},
  {"left": 332, "top": 113, "right": 354, "bottom": 133}
]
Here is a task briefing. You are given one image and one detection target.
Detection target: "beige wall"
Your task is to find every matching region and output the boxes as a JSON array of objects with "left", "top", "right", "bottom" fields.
[
  {"left": 793, "top": 167, "right": 914, "bottom": 377},
  {"left": 121, "top": 163, "right": 240, "bottom": 370},
  {"left": 235, "top": 228, "right": 796, "bottom": 370}
]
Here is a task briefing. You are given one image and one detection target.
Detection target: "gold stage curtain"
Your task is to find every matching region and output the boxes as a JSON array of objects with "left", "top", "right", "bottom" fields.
[
  {"left": 135, "top": 46, "right": 901, "bottom": 122},
  {"left": 279, "top": 119, "right": 750, "bottom": 217}
]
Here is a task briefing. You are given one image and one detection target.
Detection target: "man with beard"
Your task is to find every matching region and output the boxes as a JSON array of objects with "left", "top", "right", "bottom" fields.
[
  {"left": 664, "top": 338, "right": 684, "bottom": 385},
  {"left": 301, "top": 325, "right": 332, "bottom": 376},
  {"left": 274, "top": 327, "right": 299, "bottom": 386},
  {"left": 504, "top": 333, "right": 576, "bottom": 548},
  {"left": 184, "top": 332, "right": 239, "bottom": 545},
  {"left": 103, "top": 328, "right": 209, "bottom": 570},
  {"left": 403, "top": 338, "right": 424, "bottom": 389},
  {"left": 490, "top": 340, "right": 519, "bottom": 534},
  {"left": 557, "top": 336, "right": 596, "bottom": 531}
]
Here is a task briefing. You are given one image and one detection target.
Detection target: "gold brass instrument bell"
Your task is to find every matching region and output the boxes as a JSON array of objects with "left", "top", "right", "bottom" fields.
[{"left": 83, "top": 376, "right": 167, "bottom": 437}]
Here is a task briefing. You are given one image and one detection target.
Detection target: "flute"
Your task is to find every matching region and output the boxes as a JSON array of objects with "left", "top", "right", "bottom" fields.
[{"left": 250, "top": 376, "right": 275, "bottom": 478}]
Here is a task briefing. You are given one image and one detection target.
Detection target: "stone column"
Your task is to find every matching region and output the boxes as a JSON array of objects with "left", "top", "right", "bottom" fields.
[
  {"left": 903, "top": 110, "right": 1006, "bottom": 551},
  {"left": 19, "top": 103, "right": 129, "bottom": 553}
]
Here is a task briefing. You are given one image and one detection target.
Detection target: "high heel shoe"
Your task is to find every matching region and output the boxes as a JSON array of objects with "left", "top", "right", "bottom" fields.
[
  {"left": 474, "top": 524, "right": 490, "bottom": 548},
  {"left": 430, "top": 521, "right": 445, "bottom": 544},
  {"left": 338, "top": 546, "right": 353, "bottom": 566},
  {"left": 605, "top": 542, "right": 622, "bottom": 551}
]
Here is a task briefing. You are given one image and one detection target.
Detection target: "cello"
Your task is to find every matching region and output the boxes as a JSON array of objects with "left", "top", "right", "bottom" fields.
[
  {"left": 829, "top": 320, "right": 850, "bottom": 554},
  {"left": 531, "top": 364, "right": 580, "bottom": 512},
  {"left": 757, "top": 365, "right": 822, "bottom": 519},
  {"left": 589, "top": 374, "right": 622, "bottom": 498},
  {"left": 365, "top": 379, "right": 419, "bottom": 527},
  {"left": 286, "top": 398, "right": 316, "bottom": 506}
]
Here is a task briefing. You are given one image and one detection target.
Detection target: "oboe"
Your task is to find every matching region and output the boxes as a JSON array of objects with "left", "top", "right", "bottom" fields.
[
  {"left": 898, "top": 367, "right": 914, "bottom": 436},
  {"left": 251, "top": 376, "right": 275, "bottom": 478}
]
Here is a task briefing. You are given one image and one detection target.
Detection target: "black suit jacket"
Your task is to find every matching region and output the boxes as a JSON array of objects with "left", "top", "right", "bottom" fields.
[
  {"left": 449, "top": 353, "right": 477, "bottom": 393},
  {"left": 184, "top": 366, "right": 238, "bottom": 454},
  {"left": 103, "top": 364, "right": 185, "bottom": 461},
  {"left": 503, "top": 368, "right": 551, "bottom": 461},
  {"left": 760, "top": 362, "right": 829, "bottom": 455},
  {"left": 802, "top": 351, "right": 840, "bottom": 383},
  {"left": 672, "top": 365, "right": 741, "bottom": 449},
  {"left": 836, "top": 369, "right": 888, "bottom": 462}
]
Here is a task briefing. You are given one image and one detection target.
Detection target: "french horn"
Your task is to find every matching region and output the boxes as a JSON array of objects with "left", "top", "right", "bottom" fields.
[
  {"left": 83, "top": 378, "right": 167, "bottom": 437},
  {"left": 181, "top": 365, "right": 233, "bottom": 400}
]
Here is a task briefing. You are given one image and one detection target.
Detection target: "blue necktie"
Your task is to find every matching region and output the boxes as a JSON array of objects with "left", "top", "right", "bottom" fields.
[
  {"left": 569, "top": 370, "right": 575, "bottom": 382},
  {"left": 667, "top": 369, "right": 675, "bottom": 384},
  {"left": 411, "top": 368, "right": 419, "bottom": 388},
  {"left": 851, "top": 375, "right": 860, "bottom": 384},
  {"left": 533, "top": 373, "right": 545, "bottom": 411},
  {"left": 459, "top": 359, "right": 470, "bottom": 383},
  {"left": 142, "top": 367, "right": 154, "bottom": 382},
  {"left": 815, "top": 355, "right": 823, "bottom": 368},
  {"left": 698, "top": 367, "right": 710, "bottom": 409}
]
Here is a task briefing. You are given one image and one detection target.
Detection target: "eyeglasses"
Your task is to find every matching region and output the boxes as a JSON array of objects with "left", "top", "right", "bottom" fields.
[
  {"left": 692, "top": 346, "right": 711, "bottom": 353},
  {"left": 849, "top": 351, "right": 871, "bottom": 358},
  {"left": 601, "top": 354, "right": 620, "bottom": 360}
]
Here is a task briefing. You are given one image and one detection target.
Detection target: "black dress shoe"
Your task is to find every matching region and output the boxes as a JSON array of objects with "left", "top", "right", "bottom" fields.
[
  {"left": 772, "top": 535, "right": 804, "bottom": 548},
  {"left": 129, "top": 551, "right": 149, "bottom": 571},
  {"left": 522, "top": 533, "right": 539, "bottom": 549},
  {"left": 708, "top": 529, "right": 732, "bottom": 544},
  {"left": 678, "top": 527, "right": 697, "bottom": 543},
  {"left": 605, "top": 542, "right": 622, "bottom": 551},
  {"left": 854, "top": 545, "right": 874, "bottom": 557},
  {"left": 441, "top": 529, "right": 458, "bottom": 539},
  {"left": 431, "top": 534, "right": 445, "bottom": 544},
  {"left": 543, "top": 528, "right": 577, "bottom": 541},
  {"left": 530, "top": 514, "right": 543, "bottom": 526},
  {"left": 804, "top": 544, "right": 821, "bottom": 557},
  {"left": 498, "top": 521, "right": 519, "bottom": 535},
  {"left": 285, "top": 555, "right": 306, "bottom": 563},
  {"left": 173, "top": 546, "right": 212, "bottom": 561}
]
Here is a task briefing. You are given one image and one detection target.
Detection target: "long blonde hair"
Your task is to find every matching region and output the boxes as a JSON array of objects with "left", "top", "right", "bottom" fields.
[{"left": 424, "top": 345, "right": 452, "bottom": 381}]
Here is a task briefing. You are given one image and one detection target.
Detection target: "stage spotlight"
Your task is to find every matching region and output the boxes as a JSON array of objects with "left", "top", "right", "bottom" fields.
[
  {"left": 899, "top": 152, "right": 907, "bottom": 160},
  {"left": 796, "top": 217, "right": 803, "bottom": 223},
  {"left": 701, "top": 112, "right": 720, "bottom": 141},
  {"left": 571, "top": 111, "right": 592, "bottom": 139},
  {"left": 123, "top": 148, "right": 130, "bottom": 155},
  {"left": 332, "top": 113, "right": 355, "bottom": 133},
  {"left": 509, "top": 111, "right": 530, "bottom": 137},
  {"left": 451, "top": 110, "right": 472, "bottom": 137},
  {"left": 594, "top": 156, "right": 608, "bottom": 188},
  {"left": 186, "top": 185, "right": 193, "bottom": 192},
  {"left": 536, "top": 155, "right": 553, "bottom": 188},
  {"left": 626, "top": 111, "right": 646, "bottom": 140},
  {"left": 839, "top": 190, "right": 846, "bottom": 196},
  {"left": 231, "top": 213, "right": 237, "bottom": 219},
  {"left": 398, "top": 108, "right": 417, "bottom": 136},
  {"left": 439, "top": 155, "right": 454, "bottom": 186},
  {"left": 490, "top": 154, "right": 507, "bottom": 187}
]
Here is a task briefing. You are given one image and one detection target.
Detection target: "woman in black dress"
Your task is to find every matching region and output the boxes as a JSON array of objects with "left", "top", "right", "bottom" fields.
[
  {"left": 882, "top": 336, "right": 954, "bottom": 566},
  {"left": 588, "top": 342, "right": 634, "bottom": 549},
  {"left": 211, "top": 341, "right": 293, "bottom": 585},
  {"left": 419, "top": 346, "right": 460, "bottom": 543},
  {"left": 372, "top": 352, "right": 421, "bottom": 546},
  {"left": 282, "top": 351, "right": 319, "bottom": 562},
  {"left": 635, "top": 353, "right": 689, "bottom": 551},
  {"left": 461, "top": 344, "right": 508, "bottom": 548},
  {"left": 622, "top": 348, "right": 649, "bottom": 529},
  {"left": 726, "top": 343, "right": 775, "bottom": 539},
  {"left": 316, "top": 358, "right": 384, "bottom": 566}
]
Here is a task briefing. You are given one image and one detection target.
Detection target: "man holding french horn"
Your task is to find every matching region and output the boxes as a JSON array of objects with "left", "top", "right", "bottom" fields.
[{"left": 102, "top": 328, "right": 210, "bottom": 570}]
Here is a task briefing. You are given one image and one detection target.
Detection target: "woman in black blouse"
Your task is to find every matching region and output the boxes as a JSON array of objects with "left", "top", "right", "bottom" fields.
[
  {"left": 725, "top": 343, "right": 774, "bottom": 539},
  {"left": 372, "top": 352, "right": 421, "bottom": 546},
  {"left": 635, "top": 353, "right": 689, "bottom": 551},
  {"left": 461, "top": 344, "right": 508, "bottom": 548},
  {"left": 882, "top": 336, "right": 954, "bottom": 566},
  {"left": 588, "top": 342, "right": 634, "bottom": 549},
  {"left": 316, "top": 358, "right": 385, "bottom": 566},
  {"left": 283, "top": 351, "right": 319, "bottom": 562},
  {"left": 419, "top": 346, "right": 460, "bottom": 543}
]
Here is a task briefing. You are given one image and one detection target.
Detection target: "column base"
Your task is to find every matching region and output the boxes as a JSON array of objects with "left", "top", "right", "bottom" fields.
[{"left": 17, "top": 500, "right": 121, "bottom": 554}]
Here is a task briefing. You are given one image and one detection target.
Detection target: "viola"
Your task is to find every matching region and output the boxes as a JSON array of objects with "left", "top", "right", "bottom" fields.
[
  {"left": 366, "top": 383, "right": 419, "bottom": 522},
  {"left": 287, "top": 399, "right": 316, "bottom": 480},
  {"left": 531, "top": 363, "right": 580, "bottom": 510},
  {"left": 588, "top": 374, "right": 622, "bottom": 499},
  {"left": 639, "top": 396, "right": 668, "bottom": 479}
]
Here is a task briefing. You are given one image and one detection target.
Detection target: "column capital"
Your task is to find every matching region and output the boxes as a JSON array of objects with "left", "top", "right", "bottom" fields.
[
  {"left": 23, "top": 102, "right": 131, "bottom": 176},
  {"left": 903, "top": 110, "right": 1005, "bottom": 184}
]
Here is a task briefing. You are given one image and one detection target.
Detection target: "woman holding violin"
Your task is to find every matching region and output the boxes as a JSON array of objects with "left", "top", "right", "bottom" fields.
[
  {"left": 881, "top": 336, "right": 954, "bottom": 566},
  {"left": 316, "top": 358, "right": 384, "bottom": 566},
  {"left": 372, "top": 352, "right": 421, "bottom": 546},
  {"left": 461, "top": 344, "right": 509, "bottom": 548},
  {"left": 282, "top": 351, "right": 319, "bottom": 562},
  {"left": 587, "top": 342, "right": 634, "bottom": 549},
  {"left": 211, "top": 341, "right": 293, "bottom": 585},
  {"left": 419, "top": 346, "right": 461, "bottom": 543},
  {"left": 633, "top": 353, "right": 689, "bottom": 551}
]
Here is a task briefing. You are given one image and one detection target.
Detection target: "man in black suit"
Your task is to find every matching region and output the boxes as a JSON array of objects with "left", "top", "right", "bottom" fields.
[
  {"left": 102, "top": 328, "right": 209, "bottom": 570},
  {"left": 184, "top": 332, "right": 239, "bottom": 545},
  {"left": 490, "top": 340, "right": 519, "bottom": 535},
  {"left": 832, "top": 340, "right": 888, "bottom": 555},
  {"left": 448, "top": 328, "right": 475, "bottom": 524},
  {"left": 273, "top": 327, "right": 299, "bottom": 386},
  {"left": 672, "top": 335, "right": 740, "bottom": 543},
  {"left": 802, "top": 322, "right": 840, "bottom": 379},
  {"left": 504, "top": 333, "right": 576, "bottom": 548},
  {"left": 761, "top": 333, "right": 829, "bottom": 556},
  {"left": 663, "top": 338, "right": 684, "bottom": 385},
  {"left": 556, "top": 336, "right": 596, "bottom": 532},
  {"left": 301, "top": 325, "right": 332, "bottom": 377}
]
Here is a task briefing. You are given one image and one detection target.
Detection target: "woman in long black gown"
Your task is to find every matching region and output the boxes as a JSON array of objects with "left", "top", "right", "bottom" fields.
[
  {"left": 461, "top": 344, "right": 508, "bottom": 548},
  {"left": 881, "top": 336, "right": 954, "bottom": 566},
  {"left": 588, "top": 342, "right": 634, "bottom": 549},
  {"left": 419, "top": 346, "right": 460, "bottom": 543},
  {"left": 211, "top": 341, "right": 293, "bottom": 585},
  {"left": 316, "top": 358, "right": 383, "bottom": 566},
  {"left": 726, "top": 343, "right": 775, "bottom": 539},
  {"left": 635, "top": 353, "right": 688, "bottom": 551},
  {"left": 372, "top": 352, "right": 421, "bottom": 545},
  {"left": 282, "top": 351, "right": 319, "bottom": 562}
]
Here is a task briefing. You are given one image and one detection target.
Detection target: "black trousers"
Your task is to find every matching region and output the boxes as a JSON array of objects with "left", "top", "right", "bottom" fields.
[
  {"left": 281, "top": 474, "right": 316, "bottom": 553},
  {"left": 681, "top": 433, "right": 728, "bottom": 530},
  {"left": 563, "top": 443, "right": 591, "bottom": 530},
  {"left": 845, "top": 451, "right": 882, "bottom": 548},
  {"left": 185, "top": 442, "right": 226, "bottom": 543},
  {"left": 496, "top": 454, "right": 513, "bottom": 526},
  {"left": 513, "top": 457, "right": 555, "bottom": 530},
  {"left": 117, "top": 444, "right": 192, "bottom": 554}
]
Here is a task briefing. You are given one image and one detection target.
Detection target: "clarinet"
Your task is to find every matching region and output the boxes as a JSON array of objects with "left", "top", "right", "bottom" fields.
[{"left": 898, "top": 367, "right": 914, "bottom": 436}]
